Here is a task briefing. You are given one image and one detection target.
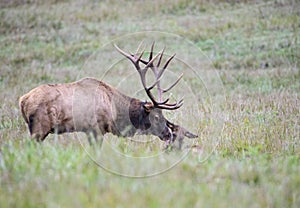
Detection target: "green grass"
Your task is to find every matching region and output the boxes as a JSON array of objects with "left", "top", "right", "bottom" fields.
[{"left": 0, "top": 0, "right": 300, "bottom": 207}]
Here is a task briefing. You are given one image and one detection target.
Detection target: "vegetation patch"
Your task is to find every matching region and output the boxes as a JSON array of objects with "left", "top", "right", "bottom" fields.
[{"left": 0, "top": 0, "right": 299, "bottom": 207}]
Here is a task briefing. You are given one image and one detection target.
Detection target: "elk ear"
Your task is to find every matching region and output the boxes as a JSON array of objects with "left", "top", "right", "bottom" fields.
[{"left": 143, "top": 102, "right": 154, "bottom": 113}]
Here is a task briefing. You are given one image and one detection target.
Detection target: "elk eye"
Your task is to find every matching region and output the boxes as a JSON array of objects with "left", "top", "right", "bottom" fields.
[{"left": 154, "top": 115, "right": 160, "bottom": 122}]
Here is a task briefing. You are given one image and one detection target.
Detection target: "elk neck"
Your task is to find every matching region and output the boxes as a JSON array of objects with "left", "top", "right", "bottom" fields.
[{"left": 129, "top": 98, "right": 151, "bottom": 131}]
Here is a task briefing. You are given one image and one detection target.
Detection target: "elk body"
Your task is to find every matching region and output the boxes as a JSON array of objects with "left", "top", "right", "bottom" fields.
[{"left": 19, "top": 43, "right": 197, "bottom": 149}]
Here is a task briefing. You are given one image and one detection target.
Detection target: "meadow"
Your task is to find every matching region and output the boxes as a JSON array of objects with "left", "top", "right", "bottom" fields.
[{"left": 0, "top": 0, "right": 299, "bottom": 207}]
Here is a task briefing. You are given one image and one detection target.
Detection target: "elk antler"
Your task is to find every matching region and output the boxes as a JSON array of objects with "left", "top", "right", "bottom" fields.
[{"left": 114, "top": 42, "right": 183, "bottom": 110}]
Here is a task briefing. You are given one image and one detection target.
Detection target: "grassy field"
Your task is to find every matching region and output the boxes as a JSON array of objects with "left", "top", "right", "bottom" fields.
[{"left": 0, "top": 0, "right": 300, "bottom": 207}]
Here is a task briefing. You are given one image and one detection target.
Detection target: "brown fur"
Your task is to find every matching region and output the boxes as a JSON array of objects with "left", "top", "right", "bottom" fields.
[{"left": 19, "top": 77, "right": 197, "bottom": 148}]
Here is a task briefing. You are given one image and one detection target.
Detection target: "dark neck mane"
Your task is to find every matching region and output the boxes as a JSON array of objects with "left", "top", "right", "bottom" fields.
[{"left": 129, "top": 99, "right": 149, "bottom": 130}]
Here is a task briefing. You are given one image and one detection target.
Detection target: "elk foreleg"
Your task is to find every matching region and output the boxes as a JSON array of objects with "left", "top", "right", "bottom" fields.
[
  {"left": 28, "top": 113, "right": 51, "bottom": 142},
  {"left": 87, "top": 130, "right": 103, "bottom": 148}
]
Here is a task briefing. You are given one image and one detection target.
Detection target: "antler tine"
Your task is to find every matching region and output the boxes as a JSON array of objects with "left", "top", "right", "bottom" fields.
[
  {"left": 163, "top": 98, "right": 184, "bottom": 107},
  {"left": 159, "top": 97, "right": 170, "bottom": 105},
  {"left": 115, "top": 43, "right": 184, "bottom": 111},
  {"left": 114, "top": 44, "right": 133, "bottom": 60},
  {"left": 135, "top": 41, "right": 144, "bottom": 55},
  {"left": 114, "top": 43, "right": 146, "bottom": 72},
  {"left": 162, "top": 73, "right": 183, "bottom": 93},
  {"left": 145, "top": 52, "right": 161, "bottom": 69},
  {"left": 155, "top": 52, "right": 174, "bottom": 82},
  {"left": 136, "top": 42, "right": 155, "bottom": 66},
  {"left": 154, "top": 96, "right": 184, "bottom": 110},
  {"left": 158, "top": 101, "right": 184, "bottom": 110},
  {"left": 115, "top": 43, "right": 148, "bottom": 95},
  {"left": 139, "top": 59, "right": 148, "bottom": 65},
  {"left": 157, "top": 46, "right": 165, "bottom": 68},
  {"left": 137, "top": 47, "right": 145, "bottom": 62},
  {"left": 148, "top": 77, "right": 162, "bottom": 91},
  {"left": 163, "top": 53, "right": 176, "bottom": 71},
  {"left": 149, "top": 41, "right": 154, "bottom": 64}
]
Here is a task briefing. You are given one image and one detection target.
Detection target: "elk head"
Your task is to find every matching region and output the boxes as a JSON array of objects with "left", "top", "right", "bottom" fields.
[{"left": 115, "top": 42, "right": 197, "bottom": 148}]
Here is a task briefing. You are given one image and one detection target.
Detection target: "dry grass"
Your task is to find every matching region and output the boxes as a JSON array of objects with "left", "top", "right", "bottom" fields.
[{"left": 0, "top": 0, "right": 299, "bottom": 207}]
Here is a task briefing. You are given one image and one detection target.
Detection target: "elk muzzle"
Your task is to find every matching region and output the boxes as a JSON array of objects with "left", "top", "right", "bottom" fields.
[{"left": 158, "top": 125, "right": 173, "bottom": 142}]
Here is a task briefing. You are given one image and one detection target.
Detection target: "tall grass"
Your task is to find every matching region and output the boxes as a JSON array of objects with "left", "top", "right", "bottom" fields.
[{"left": 0, "top": 0, "right": 299, "bottom": 207}]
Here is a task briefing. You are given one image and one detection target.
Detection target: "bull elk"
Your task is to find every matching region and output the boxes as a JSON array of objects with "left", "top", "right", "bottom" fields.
[{"left": 19, "top": 43, "right": 197, "bottom": 149}]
